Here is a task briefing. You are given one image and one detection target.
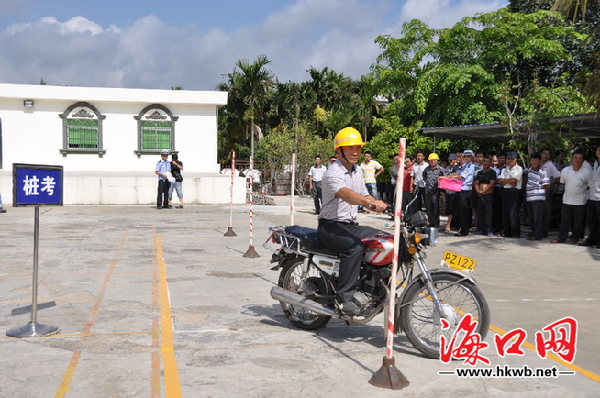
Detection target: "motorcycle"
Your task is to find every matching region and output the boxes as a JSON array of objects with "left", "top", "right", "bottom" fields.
[{"left": 263, "top": 186, "right": 490, "bottom": 358}]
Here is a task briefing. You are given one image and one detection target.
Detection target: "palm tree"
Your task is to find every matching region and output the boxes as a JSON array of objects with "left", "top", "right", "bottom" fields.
[{"left": 229, "top": 55, "right": 274, "bottom": 158}]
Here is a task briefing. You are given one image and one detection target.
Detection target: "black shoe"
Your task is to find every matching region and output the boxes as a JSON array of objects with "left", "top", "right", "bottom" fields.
[
  {"left": 454, "top": 233, "right": 467, "bottom": 237},
  {"left": 163, "top": 205, "right": 173, "bottom": 209},
  {"left": 579, "top": 241, "right": 593, "bottom": 247},
  {"left": 336, "top": 301, "right": 360, "bottom": 316},
  {"left": 156, "top": 206, "right": 162, "bottom": 209}
]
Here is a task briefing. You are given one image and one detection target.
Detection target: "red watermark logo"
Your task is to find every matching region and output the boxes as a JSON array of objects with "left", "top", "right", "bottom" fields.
[{"left": 439, "top": 315, "right": 577, "bottom": 366}]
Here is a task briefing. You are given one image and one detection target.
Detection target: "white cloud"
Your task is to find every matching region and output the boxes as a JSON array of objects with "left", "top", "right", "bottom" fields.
[
  {"left": 0, "top": 0, "right": 507, "bottom": 90},
  {"left": 400, "top": 0, "right": 506, "bottom": 29}
]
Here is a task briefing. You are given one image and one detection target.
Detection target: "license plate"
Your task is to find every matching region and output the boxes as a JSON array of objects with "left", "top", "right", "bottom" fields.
[{"left": 443, "top": 251, "right": 477, "bottom": 271}]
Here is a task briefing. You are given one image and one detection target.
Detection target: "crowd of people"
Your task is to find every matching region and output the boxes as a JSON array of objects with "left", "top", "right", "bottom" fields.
[{"left": 308, "top": 142, "right": 600, "bottom": 248}]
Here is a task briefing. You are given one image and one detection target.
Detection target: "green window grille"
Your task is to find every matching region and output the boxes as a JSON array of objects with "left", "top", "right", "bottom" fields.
[
  {"left": 67, "top": 119, "right": 99, "bottom": 149},
  {"left": 141, "top": 121, "right": 173, "bottom": 150}
]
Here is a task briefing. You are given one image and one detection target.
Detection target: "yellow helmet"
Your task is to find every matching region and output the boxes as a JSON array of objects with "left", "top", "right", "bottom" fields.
[
  {"left": 334, "top": 127, "right": 365, "bottom": 149},
  {"left": 428, "top": 153, "right": 440, "bottom": 161}
]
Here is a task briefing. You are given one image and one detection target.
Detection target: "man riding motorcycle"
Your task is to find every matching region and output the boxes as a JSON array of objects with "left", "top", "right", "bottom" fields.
[{"left": 317, "top": 127, "right": 387, "bottom": 316}]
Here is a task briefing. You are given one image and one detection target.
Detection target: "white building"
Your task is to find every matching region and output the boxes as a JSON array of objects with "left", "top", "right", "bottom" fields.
[{"left": 0, "top": 83, "right": 246, "bottom": 205}]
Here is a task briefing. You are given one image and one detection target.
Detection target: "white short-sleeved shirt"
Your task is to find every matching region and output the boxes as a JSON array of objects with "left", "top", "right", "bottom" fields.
[
  {"left": 560, "top": 166, "right": 591, "bottom": 205},
  {"left": 411, "top": 161, "right": 429, "bottom": 183},
  {"left": 499, "top": 164, "right": 523, "bottom": 189},
  {"left": 590, "top": 161, "right": 600, "bottom": 201},
  {"left": 540, "top": 160, "right": 561, "bottom": 182},
  {"left": 309, "top": 165, "right": 327, "bottom": 182},
  {"left": 318, "top": 160, "right": 368, "bottom": 223}
]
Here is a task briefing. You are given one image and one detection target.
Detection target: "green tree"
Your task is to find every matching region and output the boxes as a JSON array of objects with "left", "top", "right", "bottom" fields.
[
  {"left": 371, "top": 9, "right": 591, "bottom": 153},
  {"left": 226, "top": 55, "right": 275, "bottom": 160}
]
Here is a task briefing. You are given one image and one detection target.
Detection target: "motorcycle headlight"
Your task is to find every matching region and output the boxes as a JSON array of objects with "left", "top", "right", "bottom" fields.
[{"left": 419, "top": 227, "right": 439, "bottom": 246}]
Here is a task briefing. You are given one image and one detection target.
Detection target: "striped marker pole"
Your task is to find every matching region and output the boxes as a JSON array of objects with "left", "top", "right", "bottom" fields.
[
  {"left": 290, "top": 153, "right": 296, "bottom": 226},
  {"left": 224, "top": 151, "right": 237, "bottom": 236},
  {"left": 369, "top": 138, "right": 409, "bottom": 390},
  {"left": 243, "top": 155, "right": 260, "bottom": 258}
]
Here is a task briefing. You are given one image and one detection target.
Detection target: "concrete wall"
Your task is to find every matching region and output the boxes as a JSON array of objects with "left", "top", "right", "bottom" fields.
[
  {"left": 0, "top": 171, "right": 246, "bottom": 205},
  {"left": 0, "top": 84, "right": 242, "bottom": 205}
]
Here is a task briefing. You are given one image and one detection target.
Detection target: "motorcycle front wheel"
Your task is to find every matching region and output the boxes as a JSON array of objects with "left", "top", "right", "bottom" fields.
[
  {"left": 400, "top": 272, "right": 490, "bottom": 359},
  {"left": 277, "top": 257, "right": 332, "bottom": 330}
]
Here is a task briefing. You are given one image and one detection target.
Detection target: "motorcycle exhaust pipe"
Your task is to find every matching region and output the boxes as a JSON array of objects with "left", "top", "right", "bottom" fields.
[{"left": 270, "top": 286, "right": 336, "bottom": 317}]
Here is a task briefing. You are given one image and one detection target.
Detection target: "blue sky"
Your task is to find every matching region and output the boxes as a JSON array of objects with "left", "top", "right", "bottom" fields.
[{"left": 0, "top": 0, "right": 507, "bottom": 90}]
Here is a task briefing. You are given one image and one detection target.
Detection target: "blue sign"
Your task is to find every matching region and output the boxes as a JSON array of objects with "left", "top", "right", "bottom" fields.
[{"left": 13, "top": 164, "right": 63, "bottom": 206}]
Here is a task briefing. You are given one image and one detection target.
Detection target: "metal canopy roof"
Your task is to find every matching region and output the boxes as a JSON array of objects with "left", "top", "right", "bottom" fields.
[{"left": 421, "top": 113, "right": 600, "bottom": 143}]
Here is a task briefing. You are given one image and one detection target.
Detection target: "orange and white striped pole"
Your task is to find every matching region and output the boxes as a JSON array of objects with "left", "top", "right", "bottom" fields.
[
  {"left": 243, "top": 155, "right": 260, "bottom": 258},
  {"left": 290, "top": 153, "right": 296, "bottom": 225},
  {"left": 224, "top": 151, "right": 237, "bottom": 237},
  {"left": 369, "top": 138, "right": 409, "bottom": 390}
]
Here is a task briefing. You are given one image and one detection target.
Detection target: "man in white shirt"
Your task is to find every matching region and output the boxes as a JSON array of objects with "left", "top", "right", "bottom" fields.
[
  {"left": 552, "top": 150, "right": 591, "bottom": 244},
  {"left": 497, "top": 151, "right": 523, "bottom": 238},
  {"left": 580, "top": 144, "right": 600, "bottom": 248},
  {"left": 309, "top": 155, "right": 327, "bottom": 214},
  {"left": 540, "top": 148, "right": 562, "bottom": 237},
  {"left": 410, "top": 149, "right": 429, "bottom": 211}
]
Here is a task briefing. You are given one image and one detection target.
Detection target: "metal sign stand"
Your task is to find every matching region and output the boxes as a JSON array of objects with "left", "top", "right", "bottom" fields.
[{"left": 6, "top": 206, "right": 60, "bottom": 337}]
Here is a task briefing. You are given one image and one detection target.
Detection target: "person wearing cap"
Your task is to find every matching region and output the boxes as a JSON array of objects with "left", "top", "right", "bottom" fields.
[
  {"left": 317, "top": 127, "right": 387, "bottom": 316},
  {"left": 552, "top": 149, "right": 591, "bottom": 244},
  {"left": 497, "top": 151, "right": 523, "bottom": 238},
  {"left": 442, "top": 154, "right": 459, "bottom": 232},
  {"left": 422, "top": 153, "right": 446, "bottom": 227},
  {"left": 447, "top": 150, "right": 475, "bottom": 236},
  {"left": 155, "top": 149, "right": 172, "bottom": 209}
]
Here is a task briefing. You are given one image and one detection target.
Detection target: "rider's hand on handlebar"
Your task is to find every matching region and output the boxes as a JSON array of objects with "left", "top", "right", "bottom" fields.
[{"left": 367, "top": 200, "right": 388, "bottom": 213}]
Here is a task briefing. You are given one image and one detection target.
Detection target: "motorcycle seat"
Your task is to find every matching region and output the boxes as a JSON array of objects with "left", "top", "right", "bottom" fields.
[{"left": 284, "top": 226, "right": 339, "bottom": 257}]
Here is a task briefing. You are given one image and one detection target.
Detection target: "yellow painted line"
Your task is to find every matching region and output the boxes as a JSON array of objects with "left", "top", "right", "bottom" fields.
[
  {"left": 488, "top": 324, "right": 600, "bottom": 383},
  {"left": 54, "top": 230, "right": 129, "bottom": 398},
  {"left": 156, "top": 236, "right": 182, "bottom": 397},
  {"left": 151, "top": 226, "right": 161, "bottom": 398}
]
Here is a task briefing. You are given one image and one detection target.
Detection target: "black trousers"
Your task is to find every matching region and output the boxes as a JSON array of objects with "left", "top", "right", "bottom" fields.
[
  {"left": 478, "top": 193, "right": 494, "bottom": 234},
  {"left": 527, "top": 200, "right": 545, "bottom": 239},
  {"left": 157, "top": 180, "right": 170, "bottom": 207},
  {"left": 457, "top": 191, "right": 472, "bottom": 236},
  {"left": 312, "top": 181, "right": 323, "bottom": 213},
  {"left": 558, "top": 204, "right": 587, "bottom": 241},
  {"left": 493, "top": 187, "right": 503, "bottom": 232},
  {"left": 317, "top": 219, "right": 381, "bottom": 303},
  {"left": 502, "top": 189, "right": 520, "bottom": 237},
  {"left": 584, "top": 200, "right": 600, "bottom": 245},
  {"left": 424, "top": 190, "right": 441, "bottom": 227}
]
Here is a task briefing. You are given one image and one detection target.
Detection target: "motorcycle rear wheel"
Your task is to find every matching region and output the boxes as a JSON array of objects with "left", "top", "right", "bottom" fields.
[
  {"left": 278, "top": 257, "right": 332, "bottom": 330},
  {"left": 400, "top": 272, "right": 490, "bottom": 359}
]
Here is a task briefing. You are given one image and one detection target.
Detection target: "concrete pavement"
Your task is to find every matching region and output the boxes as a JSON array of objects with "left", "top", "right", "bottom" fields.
[{"left": 0, "top": 196, "right": 598, "bottom": 397}]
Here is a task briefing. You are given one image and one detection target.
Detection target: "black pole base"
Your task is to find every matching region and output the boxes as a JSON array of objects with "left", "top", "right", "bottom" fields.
[
  {"left": 224, "top": 227, "right": 237, "bottom": 237},
  {"left": 243, "top": 245, "right": 260, "bottom": 258},
  {"left": 369, "top": 356, "right": 410, "bottom": 390}
]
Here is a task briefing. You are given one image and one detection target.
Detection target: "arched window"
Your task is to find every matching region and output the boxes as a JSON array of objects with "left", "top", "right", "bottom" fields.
[
  {"left": 134, "top": 104, "right": 179, "bottom": 157},
  {"left": 59, "top": 102, "right": 106, "bottom": 157}
]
